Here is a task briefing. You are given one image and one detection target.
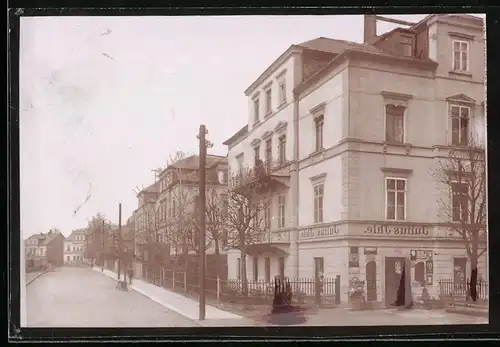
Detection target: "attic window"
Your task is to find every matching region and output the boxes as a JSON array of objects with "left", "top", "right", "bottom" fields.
[{"left": 401, "top": 36, "right": 413, "bottom": 57}]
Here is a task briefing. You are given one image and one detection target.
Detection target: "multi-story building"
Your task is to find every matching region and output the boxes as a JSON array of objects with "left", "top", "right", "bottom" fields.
[
  {"left": 133, "top": 154, "right": 229, "bottom": 282},
  {"left": 25, "top": 230, "right": 65, "bottom": 269},
  {"left": 64, "top": 229, "right": 86, "bottom": 264},
  {"left": 223, "top": 14, "right": 486, "bottom": 305}
]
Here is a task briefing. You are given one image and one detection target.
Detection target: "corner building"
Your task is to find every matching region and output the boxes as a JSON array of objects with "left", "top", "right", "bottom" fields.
[{"left": 223, "top": 14, "right": 486, "bottom": 305}]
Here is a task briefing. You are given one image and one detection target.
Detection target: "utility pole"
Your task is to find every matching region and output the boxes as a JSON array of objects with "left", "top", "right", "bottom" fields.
[
  {"left": 118, "top": 202, "right": 122, "bottom": 280},
  {"left": 101, "top": 220, "right": 104, "bottom": 272},
  {"left": 198, "top": 125, "right": 207, "bottom": 320}
]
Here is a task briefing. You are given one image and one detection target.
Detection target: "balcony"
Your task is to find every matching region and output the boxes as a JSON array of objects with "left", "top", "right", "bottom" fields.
[{"left": 230, "top": 159, "right": 290, "bottom": 196}]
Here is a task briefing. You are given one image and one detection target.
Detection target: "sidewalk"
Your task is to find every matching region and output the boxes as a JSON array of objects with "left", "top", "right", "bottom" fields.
[{"left": 91, "top": 267, "right": 244, "bottom": 321}]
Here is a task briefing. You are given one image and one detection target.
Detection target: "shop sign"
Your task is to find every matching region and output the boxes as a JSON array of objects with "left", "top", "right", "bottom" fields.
[
  {"left": 299, "top": 224, "right": 339, "bottom": 240},
  {"left": 426, "top": 260, "right": 433, "bottom": 274},
  {"left": 363, "top": 224, "right": 429, "bottom": 236}
]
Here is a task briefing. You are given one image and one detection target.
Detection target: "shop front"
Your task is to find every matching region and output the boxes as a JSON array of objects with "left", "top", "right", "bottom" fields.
[{"left": 295, "top": 221, "right": 487, "bottom": 306}]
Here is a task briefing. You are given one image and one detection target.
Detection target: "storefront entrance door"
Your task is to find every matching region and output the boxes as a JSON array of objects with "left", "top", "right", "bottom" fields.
[
  {"left": 385, "top": 257, "right": 406, "bottom": 306},
  {"left": 366, "top": 261, "right": 377, "bottom": 301}
]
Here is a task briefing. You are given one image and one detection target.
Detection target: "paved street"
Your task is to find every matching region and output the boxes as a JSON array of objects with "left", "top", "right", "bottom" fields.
[
  {"left": 26, "top": 267, "right": 199, "bottom": 327},
  {"left": 26, "top": 267, "right": 487, "bottom": 328}
]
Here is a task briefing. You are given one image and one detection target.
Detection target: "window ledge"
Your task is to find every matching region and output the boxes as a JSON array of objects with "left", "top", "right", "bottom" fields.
[
  {"left": 265, "top": 110, "right": 273, "bottom": 118},
  {"left": 449, "top": 70, "right": 472, "bottom": 77},
  {"left": 277, "top": 100, "right": 288, "bottom": 110}
]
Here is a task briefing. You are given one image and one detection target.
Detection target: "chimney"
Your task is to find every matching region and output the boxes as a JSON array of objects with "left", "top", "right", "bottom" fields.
[{"left": 364, "top": 15, "right": 377, "bottom": 43}]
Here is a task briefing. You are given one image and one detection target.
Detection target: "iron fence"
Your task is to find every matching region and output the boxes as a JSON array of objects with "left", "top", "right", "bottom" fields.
[{"left": 438, "top": 279, "right": 489, "bottom": 301}]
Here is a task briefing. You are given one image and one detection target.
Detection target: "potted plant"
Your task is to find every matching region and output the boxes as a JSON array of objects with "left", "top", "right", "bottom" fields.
[{"left": 349, "top": 282, "right": 366, "bottom": 310}]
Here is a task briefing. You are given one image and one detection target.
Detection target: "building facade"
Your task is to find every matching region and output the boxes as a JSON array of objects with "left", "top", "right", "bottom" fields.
[
  {"left": 64, "top": 229, "right": 86, "bottom": 264},
  {"left": 223, "top": 14, "right": 486, "bottom": 305},
  {"left": 25, "top": 230, "right": 65, "bottom": 269},
  {"left": 133, "top": 154, "right": 229, "bottom": 282}
]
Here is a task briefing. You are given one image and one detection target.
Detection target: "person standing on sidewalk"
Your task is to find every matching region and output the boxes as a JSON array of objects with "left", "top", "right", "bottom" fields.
[{"left": 127, "top": 267, "right": 133, "bottom": 285}]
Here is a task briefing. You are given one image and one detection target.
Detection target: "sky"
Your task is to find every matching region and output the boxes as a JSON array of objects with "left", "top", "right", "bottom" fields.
[{"left": 19, "top": 14, "right": 485, "bottom": 238}]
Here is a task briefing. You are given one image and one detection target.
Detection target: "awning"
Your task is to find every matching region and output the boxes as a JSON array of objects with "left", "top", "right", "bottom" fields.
[{"left": 246, "top": 243, "right": 289, "bottom": 257}]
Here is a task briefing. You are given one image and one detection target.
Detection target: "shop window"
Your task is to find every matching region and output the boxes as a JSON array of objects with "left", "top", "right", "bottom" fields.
[
  {"left": 415, "top": 261, "right": 425, "bottom": 286},
  {"left": 349, "top": 247, "right": 359, "bottom": 268}
]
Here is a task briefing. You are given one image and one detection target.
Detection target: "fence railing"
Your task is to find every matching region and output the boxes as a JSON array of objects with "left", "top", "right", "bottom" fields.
[
  {"left": 139, "top": 268, "right": 341, "bottom": 305},
  {"left": 438, "top": 279, "right": 489, "bottom": 301}
]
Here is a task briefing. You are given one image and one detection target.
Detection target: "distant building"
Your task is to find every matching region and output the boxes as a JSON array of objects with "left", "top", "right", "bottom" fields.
[
  {"left": 133, "top": 154, "right": 229, "bottom": 282},
  {"left": 25, "top": 230, "right": 65, "bottom": 269},
  {"left": 64, "top": 229, "right": 86, "bottom": 264}
]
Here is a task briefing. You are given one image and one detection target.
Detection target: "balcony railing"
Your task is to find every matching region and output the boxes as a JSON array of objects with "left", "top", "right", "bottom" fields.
[{"left": 230, "top": 159, "right": 291, "bottom": 190}]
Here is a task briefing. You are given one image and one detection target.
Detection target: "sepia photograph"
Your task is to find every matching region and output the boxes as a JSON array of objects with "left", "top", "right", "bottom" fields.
[{"left": 19, "top": 12, "right": 487, "bottom": 329}]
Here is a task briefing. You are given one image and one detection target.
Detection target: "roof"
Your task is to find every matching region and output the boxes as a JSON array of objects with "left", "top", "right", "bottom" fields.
[
  {"left": 222, "top": 125, "right": 249, "bottom": 147},
  {"left": 167, "top": 154, "right": 227, "bottom": 171},
  {"left": 297, "top": 37, "right": 382, "bottom": 55},
  {"left": 65, "top": 228, "right": 86, "bottom": 242}
]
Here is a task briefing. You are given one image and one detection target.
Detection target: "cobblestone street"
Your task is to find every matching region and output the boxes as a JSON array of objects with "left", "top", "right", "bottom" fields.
[{"left": 26, "top": 267, "right": 199, "bottom": 327}]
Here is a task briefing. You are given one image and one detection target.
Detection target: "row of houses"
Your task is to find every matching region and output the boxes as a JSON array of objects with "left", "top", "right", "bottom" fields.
[
  {"left": 77, "top": 14, "right": 485, "bottom": 306},
  {"left": 24, "top": 229, "right": 88, "bottom": 270}
]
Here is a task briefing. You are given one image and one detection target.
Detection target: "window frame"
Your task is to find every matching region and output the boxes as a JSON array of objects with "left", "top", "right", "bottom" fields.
[
  {"left": 385, "top": 104, "right": 406, "bottom": 144},
  {"left": 264, "top": 257, "right": 271, "bottom": 282},
  {"left": 449, "top": 104, "right": 471, "bottom": 146},
  {"left": 253, "top": 97, "right": 260, "bottom": 124},
  {"left": 265, "top": 87, "right": 272, "bottom": 115},
  {"left": 452, "top": 39, "right": 470, "bottom": 72},
  {"left": 451, "top": 180, "right": 469, "bottom": 223},
  {"left": 314, "top": 115, "right": 324, "bottom": 152},
  {"left": 253, "top": 145, "right": 260, "bottom": 166},
  {"left": 278, "top": 76, "right": 287, "bottom": 105},
  {"left": 265, "top": 138, "right": 272, "bottom": 171},
  {"left": 278, "top": 195, "right": 286, "bottom": 229},
  {"left": 264, "top": 199, "right": 272, "bottom": 230},
  {"left": 278, "top": 135, "right": 286, "bottom": 165},
  {"left": 313, "top": 183, "right": 324, "bottom": 224},
  {"left": 253, "top": 257, "right": 259, "bottom": 281},
  {"left": 385, "top": 177, "right": 407, "bottom": 221},
  {"left": 401, "top": 35, "right": 413, "bottom": 57}
]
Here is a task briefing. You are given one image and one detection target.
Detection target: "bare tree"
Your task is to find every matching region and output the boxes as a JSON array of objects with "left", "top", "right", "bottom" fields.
[
  {"left": 162, "top": 150, "right": 195, "bottom": 271},
  {"left": 431, "top": 136, "right": 486, "bottom": 299},
  {"left": 227, "top": 164, "right": 271, "bottom": 296},
  {"left": 188, "top": 188, "right": 229, "bottom": 278}
]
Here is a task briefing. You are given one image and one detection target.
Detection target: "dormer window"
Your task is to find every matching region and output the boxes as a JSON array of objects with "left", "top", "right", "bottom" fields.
[{"left": 401, "top": 36, "right": 413, "bottom": 57}]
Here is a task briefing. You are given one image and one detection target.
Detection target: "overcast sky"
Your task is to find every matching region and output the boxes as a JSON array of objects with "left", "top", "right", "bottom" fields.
[{"left": 19, "top": 14, "right": 484, "bottom": 238}]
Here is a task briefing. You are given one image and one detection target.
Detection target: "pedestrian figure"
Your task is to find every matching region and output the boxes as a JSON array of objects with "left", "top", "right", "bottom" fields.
[{"left": 128, "top": 268, "right": 133, "bottom": 284}]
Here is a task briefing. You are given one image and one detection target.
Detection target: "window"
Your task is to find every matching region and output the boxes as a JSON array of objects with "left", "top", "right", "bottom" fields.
[
  {"left": 450, "top": 105, "right": 470, "bottom": 146},
  {"left": 221, "top": 195, "right": 229, "bottom": 217},
  {"left": 278, "top": 195, "right": 286, "bottom": 228},
  {"left": 253, "top": 98, "right": 260, "bottom": 124},
  {"left": 237, "top": 258, "right": 241, "bottom": 280},
  {"left": 385, "top": 104, "right": 405, "bottom": 143},
  {"left": 386, "top": 178, "right": 406, "bottom": 220},
  {"left": 265, "top": 88, "right": 272, "bottom": 115},
  {"left": 349, "top": 247, "right": 359, "bottom": 268},
  {"left": 279, "top": 257, "right": 285, "bottom": 278},
  {"left": 453, "top": 40, "right": 469, "bottom": 72},
  {"left": 401, "top": 36, "right": 413, "bottom": 57},
  {"left": 314, "top": 115, "right": 324, "bottom": 152},
  {"left": 265, "top": 257, "right": 271, "bottom": 282},
  {"left": 237, "top": 155, "right": 244, "bottom": 176},
  {"left": 265, "top": 138, "right": 272, "bottom": 172},
  {"left": 452, "top": 182, "right": 468, "bottom": 222},
  {"left": 253, "top": 257, "right": 258, "bottom": 281},
  {"left": 278, "top": 135, "right": 286, "bottom": 165},
  {"left": 314, "top": 257, "right": 324, "bottom": 277},
  {"left": 278, "top": 78, "right": 287, "bottom": 104},
  {"left": 314, "top": 184, "right": 324, "bottom": 223},
  {"left": 254, "top": 145, "right": 260, "bottom": 165},
  {"left": 264, "top": 199, "right": 271, "bottom": 230}
]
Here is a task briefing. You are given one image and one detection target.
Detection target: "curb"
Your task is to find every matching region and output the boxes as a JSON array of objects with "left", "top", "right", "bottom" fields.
[
  {"left": 26, "top": 267, "right": 58, "bottom": 285},
  {"left": 446, "top": 307, "right": 488, "bottom": 318}
]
